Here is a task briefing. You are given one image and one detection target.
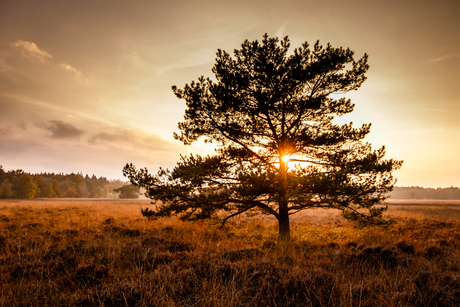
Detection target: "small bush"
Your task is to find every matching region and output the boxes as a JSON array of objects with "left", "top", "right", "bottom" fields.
[{"left": 348, "top": 244, "right": 405, "bottom": 268}]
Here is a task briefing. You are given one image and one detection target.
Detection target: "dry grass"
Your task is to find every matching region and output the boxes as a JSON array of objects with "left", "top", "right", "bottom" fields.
[{"left": 1, "top": 199, "right": 460, "bottom": 306}]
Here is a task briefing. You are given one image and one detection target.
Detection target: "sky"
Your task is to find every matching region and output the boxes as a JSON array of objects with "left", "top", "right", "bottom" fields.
[{"left": 0, "top": 0, "right": 459, "bottom": 188}]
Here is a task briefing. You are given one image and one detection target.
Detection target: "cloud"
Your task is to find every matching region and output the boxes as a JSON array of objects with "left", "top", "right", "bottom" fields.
[
  {"left": 9, "top": 40, "right": 53, "bottom": 62},
  {"left": 157, "top": 47, "right": 215, "bottom": 75},
  {"left": 89, "top": 131, "right": 125, "bottom": 144},
  {"left": 59, "top": 63, "right": 87, "bottom": 82},
  {"left": 0, "top": 125, "right": 12, "bottom": 136},
  {"left": 275, "top": 23, "right": 287, "bottom": 39},
  {"left": 428, "top": 53, "right": 460, "bottom": 63},
  {"left": 17, "top": 120, "right": 27, "bottom": 130},
  {"left": 38, "top": 120, "right": 85, "bottom": 139},
  {"left": 119, "top": 52, "right": 151, "bottom": 72},
  {"left": 88, "top": 128, "right": 180, "bottom": 153}
]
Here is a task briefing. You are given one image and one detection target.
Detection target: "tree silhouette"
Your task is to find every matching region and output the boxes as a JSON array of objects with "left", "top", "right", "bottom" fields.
[
  {"left": 113, "top": 184, "right": 140, "bottom": 199},
  {"left": 124, "top": 34, "right": 402, "bottom": 241}
]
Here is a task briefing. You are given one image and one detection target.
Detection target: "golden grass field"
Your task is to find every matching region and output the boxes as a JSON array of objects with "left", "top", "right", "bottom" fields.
[{"left": 1, "top": 199, "right": 460, "bottom": 306}]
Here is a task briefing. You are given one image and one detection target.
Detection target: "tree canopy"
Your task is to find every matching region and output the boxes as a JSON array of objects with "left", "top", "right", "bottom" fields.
[
  {"left": 113, "top": 184, "right": 140, "bottom": 199},
  {"left": 124, "top": 34, "right": 402, "bottom": 241}
]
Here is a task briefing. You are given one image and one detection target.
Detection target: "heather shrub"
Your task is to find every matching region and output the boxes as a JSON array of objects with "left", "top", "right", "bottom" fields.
[{"left": 1, "top": 199, "right": 460, "bottom": 306}]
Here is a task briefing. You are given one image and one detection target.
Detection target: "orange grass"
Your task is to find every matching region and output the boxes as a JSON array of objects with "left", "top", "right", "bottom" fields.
[{"left": 1, "top": 199, "right": 460, "bottom": 306}]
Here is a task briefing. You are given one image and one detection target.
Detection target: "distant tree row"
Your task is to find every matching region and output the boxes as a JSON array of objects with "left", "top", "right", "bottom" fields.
[
  {"left": 3, "top": 166, "right": 458, "bottom": 201},
  {"left": 390, "top": 186, "right": 460, "bottom": 200},
  {"left": 0, "top": 165, "right": 136, "bottom": 199}
]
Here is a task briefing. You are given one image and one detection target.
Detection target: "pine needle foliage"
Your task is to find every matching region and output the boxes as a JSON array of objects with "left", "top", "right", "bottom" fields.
[{"left": 124, "top": 34, "right": 402, "bottom": 240}]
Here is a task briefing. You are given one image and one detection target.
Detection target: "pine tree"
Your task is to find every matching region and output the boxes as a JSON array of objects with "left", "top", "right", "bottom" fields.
[
  {"left": 113, "top": 184, "right": 140, "bottom": 199},
  {"left": 124, "top": 34, "right": 402, "bottom": 241}
]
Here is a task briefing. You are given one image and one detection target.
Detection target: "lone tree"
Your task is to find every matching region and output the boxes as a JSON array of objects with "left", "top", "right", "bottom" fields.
[
  {"left": 124, "top": 34, "right": 402, "bottom": 241},
  {"left": 113, "top": 184, "right": 140, "bottom": 199}
]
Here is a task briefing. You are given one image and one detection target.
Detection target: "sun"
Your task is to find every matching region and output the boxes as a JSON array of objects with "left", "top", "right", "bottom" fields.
[{"left": 279, "top": 154, "right": 311, "bottom": 170}]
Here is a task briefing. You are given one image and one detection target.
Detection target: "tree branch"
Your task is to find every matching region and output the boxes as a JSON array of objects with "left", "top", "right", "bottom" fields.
[
  {"left": 203, "top": 108, "right": 279, "bottom": 171},
  {"left": 219, "top": 204, "right": 258, "bottom": 228}
]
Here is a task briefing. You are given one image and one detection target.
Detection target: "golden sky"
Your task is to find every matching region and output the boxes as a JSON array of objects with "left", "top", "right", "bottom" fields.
[{"left": 0, "top": 0, "right": 459, "bottom": 187}]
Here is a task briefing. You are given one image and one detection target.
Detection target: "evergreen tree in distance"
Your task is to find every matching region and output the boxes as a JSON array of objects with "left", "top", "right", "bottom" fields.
[
  {"left": 113, "top": 184, "right": 140, "bottom": 199},
  {"left": 124, "top": 34, "right": 402, "bottom": 241}
]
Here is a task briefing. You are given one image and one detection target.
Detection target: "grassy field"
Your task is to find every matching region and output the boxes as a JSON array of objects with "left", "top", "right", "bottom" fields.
[{"left": 1, "top": 199, "right": 460, "bottom": 306}]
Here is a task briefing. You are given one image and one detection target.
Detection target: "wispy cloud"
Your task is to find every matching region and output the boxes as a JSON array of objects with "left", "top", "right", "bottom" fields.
[
  {"left": 119, "top": 52, "right": 151, "bottom": 72},
  {"left": 157, "top": 48, "right": 215, "bottom": 75},
  {"left": 59, "top": 63, "right": 88, "bottom": 82},
  {"left": 275, "top": 23, "right": 287, "bottom": 39},
  {"left": 428, "top": 53, "right": 460, "bottom": 63},
  {"left": 88, "top": 128, "right": 180, "bottom": 153},
  {"left": 0, "top": 125, "right": 12, "bottom": 137},
  {"left": 38, "top": 120, "right": 85, "bottom": 139},
  {"left": 8, "top": 40, "right": 88, "bottom": 82},
  {"left": 17, "top": 121, "right": 27, "bottom": 130},
  {"left": 60, "top": 64, "right": 83, "bottom": 78},
  {"left": 9, "top": 40, "right": 53, "bottom": 62}
]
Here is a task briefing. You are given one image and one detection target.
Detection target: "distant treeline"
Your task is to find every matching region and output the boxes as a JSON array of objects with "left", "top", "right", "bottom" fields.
[
  {"left": 390, "top": 186, "right": 460, "bottom": 200},
  {"left": 0, "top": 165, "right": 126, "bottom": 199},
  {"left": 2, "top": 165, "right": 459, "bottom": 200}
]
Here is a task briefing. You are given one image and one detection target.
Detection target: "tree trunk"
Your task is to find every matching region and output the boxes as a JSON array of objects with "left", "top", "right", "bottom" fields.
[
  {"left": 278, "top": 203, "right": 290, "bottom": 242},
  {"left": 278, "top": 155, "right": 290, "bottom": 242}
]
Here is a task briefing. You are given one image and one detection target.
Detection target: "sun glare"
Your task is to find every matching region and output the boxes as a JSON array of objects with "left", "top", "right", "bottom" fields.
[{"left": 279, "top": 154, "right": 312, "bottom": 170}]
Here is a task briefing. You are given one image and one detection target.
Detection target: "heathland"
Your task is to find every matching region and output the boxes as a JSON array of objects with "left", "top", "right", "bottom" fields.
[{"left": 1, "top": 199, "right": 460, "bottom": 306}]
